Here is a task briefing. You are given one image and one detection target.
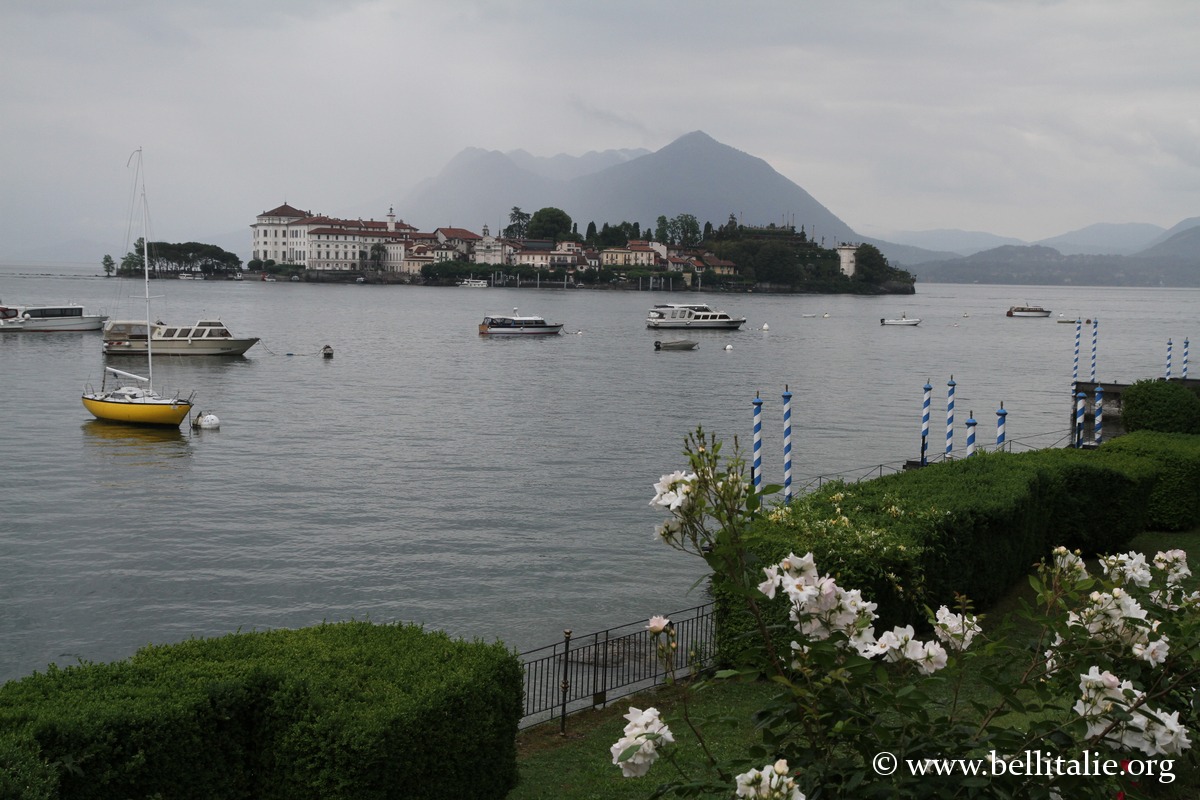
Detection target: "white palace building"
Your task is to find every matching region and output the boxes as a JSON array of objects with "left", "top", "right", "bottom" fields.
[{"left": 251, "top": 203, "right": 483, "bottom": 275}]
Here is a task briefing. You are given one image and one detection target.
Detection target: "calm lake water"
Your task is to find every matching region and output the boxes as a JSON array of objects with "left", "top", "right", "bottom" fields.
[{"left": 1, "top": 268, "right": 1195, "bottom": 683}]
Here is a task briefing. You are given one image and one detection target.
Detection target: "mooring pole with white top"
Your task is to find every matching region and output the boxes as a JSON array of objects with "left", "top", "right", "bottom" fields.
[
  {"left": 752, "top": 392, "right": 763, "bottom": 494},
  {"left": 1091, "top": 318, "right": 1098, "bottom": 383},
  {"left": 782, "top": 385, "right": 793, "bottom": 504},
  {"left": 946, "top": 376, "right": 956, "bottom": 458},
  {"left": 921, "top": 380, "right": 931, "bottom": 466}
]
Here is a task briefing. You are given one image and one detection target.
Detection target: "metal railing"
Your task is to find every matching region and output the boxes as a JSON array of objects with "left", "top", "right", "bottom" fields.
[{"left": 518, "top": 602, "right": 715, "bottom": 729}]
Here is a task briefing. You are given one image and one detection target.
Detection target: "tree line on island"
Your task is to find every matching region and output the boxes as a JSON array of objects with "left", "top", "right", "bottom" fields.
[
  {"left": 102, "top": 239, "right": 242, "bottom": 279},
  {"left": 101, "top": 206, "right": 915, "bottom": 293},
  {"left": 427, "top": 206, "right": 914, "bottom": 293}
]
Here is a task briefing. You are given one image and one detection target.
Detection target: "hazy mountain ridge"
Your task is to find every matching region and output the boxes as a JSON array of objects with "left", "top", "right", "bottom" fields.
[
  {"left": 7, "top": 133, "right": 1195, "bottom": 276},
  {"left": 403, "top": 131, "right": 862, "bottom": 247},
  {"left": 504, "top": 147, "right": 650, "bottom": 181},
  {"left": 910, "top": 235, "right": 1200, "bottom": 286}
]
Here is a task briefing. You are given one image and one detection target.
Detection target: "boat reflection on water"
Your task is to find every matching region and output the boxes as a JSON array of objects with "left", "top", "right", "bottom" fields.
[{"left": 81, "top": 419, "right": 190, "bottom": 455}]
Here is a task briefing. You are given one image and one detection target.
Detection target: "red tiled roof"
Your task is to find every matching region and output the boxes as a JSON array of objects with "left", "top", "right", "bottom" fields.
[
  {"left": 261, "top": 203, "right": 310, "bottom": 217},
  {"left": 436, "top": 227, "right": 481, "bottom": 240}
]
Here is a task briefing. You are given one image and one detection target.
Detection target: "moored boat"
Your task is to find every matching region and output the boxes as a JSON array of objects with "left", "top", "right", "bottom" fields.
[
  {"left": 479, "top": 309, "right": 563, "bottom": 335},
  {"left": 458, "top": 278, "right": 489, "bottom": 287},
  {"left": 0, "top": 303, "right": 108, "bottom": 332},
  {"left": 881, "top": 313, "right": 920, "bottom": 326},
  {"left": 1007, "top": 305, "right": 1051, "bottom": 317},
  {"left": 646, "top": 303, "right": 746, "bottom": 330},
  {"left": 82, "top": 367, "right": 194, "bottom": 426},
  {"left": 83, "top": 149, "right": 195, "bottom": 427},
  {"left": 103, "top": 319, "right": 259, "bottom": 356},
  {"left": 654, "top": 339, "right": 698, "bottom": 350}
]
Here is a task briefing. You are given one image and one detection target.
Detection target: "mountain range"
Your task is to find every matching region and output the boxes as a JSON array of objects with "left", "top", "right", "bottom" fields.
[
  {"left": 399, "top": 131, "right": 1199, "bottom": 281},
  {"left": 7, "top": 132, "right": 1195, "bottom": 283}
]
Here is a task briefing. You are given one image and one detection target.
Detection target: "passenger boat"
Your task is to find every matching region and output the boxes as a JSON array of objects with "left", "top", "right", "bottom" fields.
[
  {"left": 0, "top": 302, "right": 108, "bottom": 332},
  {"left": 1006, "top": 305, "right": 1052, "bottom": 317},
  {"left": 103, "top": 319, "right": 259, "bottom": 356},
  {"left": 645, "top": 303, "right": 746, "bottom": 330},
  {"left": 479, "top": 309, "right": 563, "bottom": 335},
  {"left": 83, "top": 149, "right": 195, "bottom": 427},
  {"left": 880, "top": 313, "right": 920, "bottom": 326},
  {"left": 458, "top": 278, "right": 489, "bottom": 287}
]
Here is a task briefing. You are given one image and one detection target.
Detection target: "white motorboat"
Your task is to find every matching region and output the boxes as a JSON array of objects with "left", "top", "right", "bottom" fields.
[
  {"left": 881, "top": 313, "right": 920, "bottom": 326},
  {"left": 458, "top": 278, "right": 489, "bottom": 287},
  {"left": 103, "top": 319, "right": 259, "bottom": 356},
  {"left": 1006, "top": 305, "right": 1051, "bottom": 317},
  {"left": 0, "top": 303, "right": 108, "bottom": 332},
  {"left": 646, "top": 303, "right": 746, "bottom": 330},
  {"left": 479, "top": 309, "right": 563, "bottom": 336}
]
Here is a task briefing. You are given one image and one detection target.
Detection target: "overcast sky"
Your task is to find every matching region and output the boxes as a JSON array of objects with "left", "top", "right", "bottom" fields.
[{"left": 2, "top": 0, "right": 1196, "bottom": 261}]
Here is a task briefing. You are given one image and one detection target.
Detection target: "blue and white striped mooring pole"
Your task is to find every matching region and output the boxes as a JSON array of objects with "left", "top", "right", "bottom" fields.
[
  {"left": 966, "top": 412, "right": 977, "bottom": 457},
  {"left": 1091, "top": 318, "right": 1098, "bottom": 383},
  {"left": 1080, "top": 316, "right": 1089, "bottom": 386},
  {"left": 1167, "top": 339, "right": 1173, "bottom": 379},
  {"left": 752, "top": 392, "right": 763, "bottom": 494},
  {"left": 996, "top": 403, "right": 1007, "bottom": 449},
  {"left": 1094, "top": 385, "right": 1104, "bottom": 445},
  {"left": 921, "top": 381, "right": 932, "bottom": 466},
  {"left": 782, "top": 385, "right": 793, "bottom": 504},
  {"left": 1075, "top": 391, "right": 1086, "bottom": 448},
  {"left": 946, "top": 376, "right": 956, "bottom": 458},
  {"left": 1185, "top": 339, "right": 1190, "bottom": 380}
]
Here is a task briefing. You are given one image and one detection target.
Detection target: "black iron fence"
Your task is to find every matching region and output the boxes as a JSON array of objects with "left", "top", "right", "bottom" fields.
[{"left": 518, "top": 602, "right": 715, "bottom": 729}]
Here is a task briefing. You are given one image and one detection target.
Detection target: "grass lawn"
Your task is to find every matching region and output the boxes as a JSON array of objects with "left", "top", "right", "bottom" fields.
[{"left": 508, "top": 530, "right": 1200, "bottom": 799}]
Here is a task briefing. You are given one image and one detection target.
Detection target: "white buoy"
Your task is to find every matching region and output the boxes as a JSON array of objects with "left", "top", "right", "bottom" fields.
[
  {"left": 761, "top": 323, "right": 769, "bottom": 330},
  {"left": 194, "top": 413, "right": 220, "bottom": 430},
  {"left": 724, "top": 344, "right": 733, "bottom": 351}
]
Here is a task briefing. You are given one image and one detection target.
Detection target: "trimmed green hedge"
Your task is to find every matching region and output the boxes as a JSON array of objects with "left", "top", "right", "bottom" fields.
[
  {"left": 0, "top": 622, "right": 523, "bottom": 800},
  {"left": 1121, "top": 378, "right": 1200, "bottom": 434},
  {"left": 1098, "top": 431, "right": 1200, "bottom": 530},
  {"left": 718, "top": 432, "right": 1200, "bottom": 661}
]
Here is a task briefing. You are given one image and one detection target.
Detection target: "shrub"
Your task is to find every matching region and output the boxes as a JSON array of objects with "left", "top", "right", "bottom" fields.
[
  {"left": 1121, "top": 378, "right": 1200, "bottom": 434},
  {"left": 1100, "top": 431, "right": 1200, "bottom": 531},
  {"left": 0, "top": 623, "right": 523, "bottom": 800}
]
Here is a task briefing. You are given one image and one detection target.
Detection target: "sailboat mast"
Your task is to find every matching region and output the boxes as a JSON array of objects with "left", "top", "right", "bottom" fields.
[
  {"left": 131, "top": 147, "right": 156, "bottom": 393},
  {"left": 142, "top": 189, "right": 153, "bottom": 392}
]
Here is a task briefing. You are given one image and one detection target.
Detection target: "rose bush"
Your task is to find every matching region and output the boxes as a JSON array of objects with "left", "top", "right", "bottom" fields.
[{"left": 612, "top": 428, "right": 1199, "bottom": 798}]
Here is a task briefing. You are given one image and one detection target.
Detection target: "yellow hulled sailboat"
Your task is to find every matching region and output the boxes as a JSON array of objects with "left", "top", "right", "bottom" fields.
[{"left": 82, "top": 149, "right": 194, "bottom": 427}]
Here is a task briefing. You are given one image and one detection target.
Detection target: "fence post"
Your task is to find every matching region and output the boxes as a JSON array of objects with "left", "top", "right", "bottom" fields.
[
  {"left": 592, "top": 630, "right": 608, "bottom": 710},
  {"left": 559, "top": 629, "right": 572, "bottom": 735}
]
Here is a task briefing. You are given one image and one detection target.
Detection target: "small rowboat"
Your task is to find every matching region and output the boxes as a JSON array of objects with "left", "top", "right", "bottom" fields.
[{"left": 654, "top": 340, "right": 698, "bottom": 351}]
